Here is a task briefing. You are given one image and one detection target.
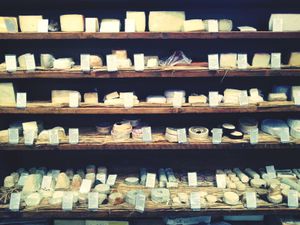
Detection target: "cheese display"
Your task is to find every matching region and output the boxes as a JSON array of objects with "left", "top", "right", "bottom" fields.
[
  {"left": 269, "top": 14, "right": 300, "bottom": 31},
  {"left": 0, "top": 17, "right": 18, "bottom": 32},
  {"left": 182, "top": 19, "right": 205, "bottom": 32},
  {"left": 60, "top": 14, "right": 84, "bottom": 32},
  {"left": 0, "top": 82, "right": 15, "bottom": 106},
  {"left": 220, "top": 54, "right": 237, "bottom": 68},
  {"left": 126, "top": 11, "right": 146, "bottom": 32},
  {"left": 100, "top": 19, "right": 121, "bottom": 32},
  {"left": 51, "top": 90, "right": 82, "bottom": 104},
  {"left": 19, "top": 15, "right": 43, "bottom": 32},
  {"left": 288, "top": 52, "right": 300, "bottom": 67},
  {"left": 252, "top": 53, "right": 271, "bottom": 68},
  {"left": 148, "top": 11, "right": 185, "bottom": 32}
]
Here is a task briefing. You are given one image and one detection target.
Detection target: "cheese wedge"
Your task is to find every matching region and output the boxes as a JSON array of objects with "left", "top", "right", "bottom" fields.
[
  {"left": 0, "top": 17, "right": 18, "bottom": 32},
  {"left": 60, "top": 14, "right": 84, "bottom": 32},
  {"left": 183, "top": 19, "right": 205, "bottom": 32},
  {"left": 126, "top": 11, "right": 146, "bottom": 32},
  {"left": 289, "top": 52, "right": 300, "bottom": 67},
  {"left": 149, "top": 11, "right": 185, "bottom": 32},
  {"left": 19, "top": 15, "right": 43, "bottom": 32},
  {"left": 0, "top": 83, "right": 16, "bottom": 106},
  {"left": 220, "top": 53, "right": 237, "bottom": 68},
  {"left": 252, "top": 53, "right": 270, "bottom": 68}
]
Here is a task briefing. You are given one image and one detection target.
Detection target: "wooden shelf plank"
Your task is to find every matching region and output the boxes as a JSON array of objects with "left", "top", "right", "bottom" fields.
[{"left": 0, "top": 32, "right": 300, "bottom": 40}]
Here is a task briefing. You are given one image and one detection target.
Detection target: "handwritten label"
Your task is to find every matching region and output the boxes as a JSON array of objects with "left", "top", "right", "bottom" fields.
[
  {"left": 272, "top": 18, "right": 283, "bottom": 32},
  {"left": 69, "top": 128, "right": 79, "bottom": 144},
  {"left": 212, "top": 128, "right": 223, "bottom": 144},
  {"left": 266, "top": 165, "right": 276, "bottom": 179},
  {"left": 177, "top": 128, "right": 187, "bottom": 144},
  {"left": 208, "top": 20, "right": 219, "bottom": 32},
  {"left": 280, "top": 127, "right": 290, "bottom": 143},
  {"left": 173, "top": 92, "right": 183, "bottom": 108},
  {"left": 41, "top": 175, "right": 52, "bottom": 190},
  {"left": 80, "top": 54, "right": 90, "bottom": 72},
  {"left": 142, "top": 126, "right": 152, "bottom": 142},
  {"left": 239, "top": 90, "right": 249, "bottom": 106},
  {"left": 106, "top": 54, "right": 118, "bottom": 72},
  {"left": 24, "top": 130, "right": 35, "bottom": 146},
  {"left": 209, "top": 91, "right": 219, "bottom": 107},
  {"left": 208, "top": 54, "right": 219, "bottom": 70},
  {"left": 188, "top": 172, "right": 198, "bottom": 187},
  {"left": 106, "top": 174, "right": 117, "bottom": 186},
  {"left": 25, "top": 54, "right": 36, "bottom": 71},
  {"left": 9, "top": 192, "right": 21, "bottom": 211},
  {"left": 216, "top": 174, "right": 227, "bottom": 188},
  {"left": 17, "top": 173, "right": 28, "bottom": 186},
  {"left": 80, "top": 179, "right": 92, "bottom": 194},
  {"left": 145, "top": 173, "right": 156, "bottom": 188},
  {"left": 237, "top": 54, "right": 248, "bottom": 69},
  {"left": 16, "top": 92, "right": 27, "bottom": 108},
  {"left": 134, "top": 54, "right": 144, "bottom": 71},
  {"left": 49, "top": 129, "right": 59, "bottom": 145},
  {"left": 88, "top": 192, "right": 99, "bottom": 210},
  {"left": 62, "top": 192, "right": 73, "bottom": 211},
  {"left": 123, "top": 92, "right": 134, "bottom": 108},
  {"left": 85, "top": 18, "right": 98, "bottom": 32},
  {"left": 288, "top": 190, "right": 299, "bottom": 208},
  {"left": 125, "top": 18, "right": 135, "bottom": 32},
  {"left": 96, "top": 173, "right": 106, "bottom": 184},
  {"left": 5, "top": 55, "right": 17, "bottom": 72},
  {"left": 8, "top": 128, "right": 19, "bottom": 144},
  {"left": 190, "top": 192, "right": 201, "bottom": 211},
  {"left": 69, "top": 92, "right": 79, "bottom": 108},
  {"left": 271, "top": 53, "right": 281, "bottom": 69},
  {"left": 38, "top": 19, "right": 49, "bottom": 32},
  {"left": 250, "top": 128, "right": 259, "bottom": 144},
  {"left": 246, "top": 192, "right": 257, "bottom": 209},
  {"left": 135, "top": 193, "right": 146, "bottom": 213}
]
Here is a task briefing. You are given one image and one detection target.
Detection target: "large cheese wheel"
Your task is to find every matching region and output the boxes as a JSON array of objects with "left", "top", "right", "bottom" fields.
[
  {"left": 19, "top": 15, "right": 42, "bottom": 32},
  {"left": 60, "top": 14, "right": 84, "bottom": 32},
  {"left": 149, "top": 11, "right": 185, "bottom": 32}
]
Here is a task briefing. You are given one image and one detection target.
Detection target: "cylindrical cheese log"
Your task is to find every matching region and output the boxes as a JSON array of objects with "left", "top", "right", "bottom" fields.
[
  {"left": 233, "top": 168, "right": 249, "bottom": 183},
  {"left": 281, "top": 178, "right": 300, "bottom": 192},
  {"left": 244, "top": 168, "right": 260, "bottom": 179}
]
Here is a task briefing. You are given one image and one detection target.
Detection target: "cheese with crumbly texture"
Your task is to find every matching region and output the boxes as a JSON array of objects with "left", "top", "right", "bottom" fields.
[
  {"left": 19, "top": 15, "right": 42, "bottom": 32},
  {"left": 149, "top": 11, "right": 185, "bottom": 32},
  {"left": 60, "top": 14, "right": 84, "bottom": 32}
]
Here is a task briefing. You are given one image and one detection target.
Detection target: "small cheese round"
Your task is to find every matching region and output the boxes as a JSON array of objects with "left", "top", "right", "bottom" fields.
[
  {"left": 223, "top": 192, "right": 239, "bottom": 205},
  {"left": 108, "top": 192, "right": 124, "bottom": 205}
]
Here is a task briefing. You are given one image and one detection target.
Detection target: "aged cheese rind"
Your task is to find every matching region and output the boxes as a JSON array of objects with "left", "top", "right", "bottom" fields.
[
  {"left": 126, "top": 11, "right": 146, "bottom": 32},
  {"left": 0, "top": 17, "right": 18, "bottom": 32},
  {"left": 19, "top": 15, "right": 43, "bottom": 32},
  {"left": 183, "top": 19, "right": 205, "bottom": 32},
  {"left": 0, "top": 82, "right": 15, "bottom": 106},
  {"left": 60, "top": 14, "right": 84, "bottom": 32},
  {"left": 149, "top": 11, "right": 185, "bottom": 32}
]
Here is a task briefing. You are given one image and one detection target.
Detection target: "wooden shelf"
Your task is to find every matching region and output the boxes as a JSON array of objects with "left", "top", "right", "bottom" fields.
[{"left": 0, "top": 32, "right": 300, "bottom": 40}]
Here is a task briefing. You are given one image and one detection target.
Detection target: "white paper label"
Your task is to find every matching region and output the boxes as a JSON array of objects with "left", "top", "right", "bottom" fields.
[
  {"left": 209, "top": 91, "right": 219, "bottom": 107},
  {"left": 250, "top": 128, "right": 259, "bottom": 144},
  {"left": 16, "top": 92, "right": 27, "bottom": 108},
  {"left": 80, "top": 179, "right": 92, "bottom": 194},
  {"left": 188, "top": 172, "right": 198, "bottom": 187},
  {"left": 280, "top": 127, "right": 290, "bottom": 143},
  {"left": 8, "top": 128, "right": 19, "bottom": 144},
  {"left": 49, "top": 129, "right": 59, "bottom": 145},
  {"left": 69, "top": 128, "right": 79, "bottom": 144},
  {"left": 134, "top": 54, "right": 144, "bottom": 71},
  {"left": 125, "top": 18, "right": 136, "bottom": 32},
  {"left": 295, "top": 93, "right": 300, "bottom": 106},
  {"left": 237, "top": 54, "right": 248, "bottom": 69},
  {"left": 25, "top": 54, "right": 36, "bottom": 71},
  {"left": 288, "top": 190, "right": 299, "bottom": 208},
  {"left": 208, "top": 20, "right": 219, "bottom": 32},
  {"left": 272, "top": 18, "right": 283, "bottom": 32},
  {"left": 9, "top": 193, "right": 21, "bottom": 211},
  {"left": 271, "top": 53, "right": 281, "bottom": 69},
  {"left": 106, "top": 174, "right": 117, "bottom": 186},
  {"left": 190, "top": 192, "right": 201, "bottom": 211},
  {"left": 135, "top": 193, "right": 146, "bottom": 213},
  {"left": 85, "top": 18, "right": 97, "bottom": 32},
  {"left": 106, "top": 54, "right": 118, "bottom": 72},
  {"left": 123, "top": 92, "right": 134, "bottom": 108},
  {"left": 17, "top": 173, "right": 28, "bottom": 186},
  {"left": 97, "top": 173, "right": 106, "bottom": 184},
  {"left": 177, "top": 128, "right": 187, "bottom": 144},
  {"left": 208, "top": 54, "right": 219, "bottom": 70},
  {"left": 142, "top": 126, "right": 152, "bottom": 142},
  {"left": 81, "top": 54, "right": 90, "bottom": 72},
  {"left": 69, "top": 92, "right": 79, "bottom": 108},
  {"left": 38, "top": 19, "right": 49, "bottom": 32},
  {"left": 5, "top": 55, "right": 17, "bottom": 72},
  {"left": 239, "top": 90, "right": 249, "bottom": 106},
  {"left": 212, "top": 128, "right": 222, "bottom": 144},
  {"left": 266, "top": 165, "right": 276, "bottom": 179},
  {"left": 246, "top": 192, "right": 257, "bottom": 209},
  {"left": 24, "top": 130, "right": 35, "bottom": 145},
  {"left": 41, "top": 175, "right": 52, "bottom": 190},
  {"left": 145, "top": 173, "right": 156, "bottom": 188},
  {"left": 88, "top": 192, "right": 99, "bottom": 210},
  {"left": 62, "top": 192, "right": 73, "bottom": 211},
  {"left": 216, "top": 174, "right": 226, "bottom": 188},
  {"left": 173, "top": 92, "right": 183, "bottom": 108}
]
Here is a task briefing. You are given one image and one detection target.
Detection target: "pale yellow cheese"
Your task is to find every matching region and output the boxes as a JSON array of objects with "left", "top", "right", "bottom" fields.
[
  {"left": 60, "top": 14, "right": 84, "bottom": 32},
  {"left": 149, "top": 11, "right": 185, "bottom": 32},
  {"left": 51, "top": 90, "right": 81, "bottom": 104},
  {"left": 126, "top": 11, "right": 146, "bottom": 32},
  {"left": 183, "top": 19, "right": 205, "bottom": 32},
  {"left": 84, "top": 92, "right": 98, "bottom": 104},
  {"left": 0, "top": 82, "right": 15, "bottom": 106},
  {"left": 252, "top": 53, "right": 270, "bottom": 68},
  {"left": 0, "top": 17, "right": 18, "bottom": 32},
  {"left": 19, "top": 15, "right": 43, "bottom": 32},
  {"left": 289, "top": 52, "right": 300, "bottom": 67},
  {"left": 220, "top": 53, "right": 237, "bottom": 68}
]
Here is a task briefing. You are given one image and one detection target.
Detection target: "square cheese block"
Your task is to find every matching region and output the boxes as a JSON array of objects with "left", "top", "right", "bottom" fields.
[
  {"left": 149, "top": 11, "right": 185, "bottom": 32},
  {"left": 84, "top": 92, "right": 98, "bottom": 104},
  {"left": 188, "top": 95, "right": 207, "bottom": 104},
  {"left": 100, "top": 19, "right": 120, "bottom": 32},
  {"left": 60, "top": 14, "right": 84, "bottom": 32},
  {"left": 85, "top": 18, "right": 99, "bottom": 32},
  {"left": 219, "top": 19, "right": 233, "bottom": 31},
  {"left": 51, "top": 90, "right": 81, "bottom": 104},
  {"left": 252, "top": 53, "right": 270, "bottom": 68},
  {"left": 112, "top": 50, "right": 127, "bottom": 59},
  {"left": 289, "top": 52, "right": 300, "bottom": 67},
  {"left": 220, "top": 53, "right": 237, "bottom": 68},
  {"left": 269, "top": 14, "right": 300, "bottom": 31},
  {"left": 183, "top": 19, "right": 205, "bottom": 32},
  {"left": 144, "top": 56, "right": 159, "bottom": 67},
  {"left": 19, "top": 15, "right": 43, "bottom": 32},
  {"left": 126, "top": 11, "right": 146, "bottom": 32},
  {"left": 0, "top": 17, "right": 18, "bottom": 32},
  {"left": 0, "top": 82, "right": 16, "bottom": 106}
]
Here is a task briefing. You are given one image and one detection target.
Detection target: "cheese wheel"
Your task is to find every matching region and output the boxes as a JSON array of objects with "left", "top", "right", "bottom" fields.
[
  {"left": 149, "top": 11, "right": 185, "bottom": 32},
  {"left": 60, "top": 14, "right": 84, "bottom": 32},
  {"left": 19, "top": 15, "right": 42, "bottom": 32}
]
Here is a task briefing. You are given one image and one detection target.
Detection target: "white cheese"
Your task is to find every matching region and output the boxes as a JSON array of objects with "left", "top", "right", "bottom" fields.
[
  {"left": 112, "top": 50, "right": 128, "bottom": 59},
  {"left": 182, "top": 19, "right": 205, "bottom": 32},
  {"left": 252, "top": 53, "right": 270, "bottom": 68},
  {"left": 149, "top": 11, "right": 185, "bottom": 32},
  {"left": 0, "top": 82, "right": 15, "bottom": 106},
  {"left": 220, "top": 53, "right": 237, "bottom": 69},
  {"left": 51, "top": 90, "right": 81, "bottom": 104},
  {"left": 18, "top": 53, "right": 36, "bottom": 70},
  {"left": 269, "top": 14, "right": 300, "bottom": 31},
  {"left": 219, "top": 19, "right": 233, "bottom": 31},
  {"left": 84, "top": 92, "right": 98, "bottom": 104},
  {"left": 53, "top": 58, "right": 74, "bottom": 70},
  {"left": 85, "top": 17, "right": 99, "bottom": 32},
  {"left": 90, "top": 55, "right": 103, "bottom": 68},
  {"left": 100, "top": 19, "right": 120, "bottom": 32},
  {"left": 289, "top": 52, "right": 300, "bottom": 67},
  {"left": 40, "top": 54, "right": 55, "bottom": 69},
  {"left": 60, "top": 14, "right": 84, "bottom": 32},
  {"left": 19, "top": 15, "right": 43, "bottom": 32},
  {"left": 268, "top": 93, "right": 287, "bottom": 101},
  {"left": 292, "top": 86, "right": 300, "bottom": 102},
  {"left": 126, "top": 11, "right": 146, "bottom": 32},
  {"left": 0, "top": 17, "right": 18, "bottom": 32}
]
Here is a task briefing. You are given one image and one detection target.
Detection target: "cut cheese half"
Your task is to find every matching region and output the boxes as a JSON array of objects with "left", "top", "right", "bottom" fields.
[
  {"left": 60, "top": 14, "right": 84, "bottom": 32},
  {"left": 220, "top": 53, "right": 237, "bottom": 69},
  {"left": 289, "top": 52, "right": 300, "bottom": 67},
  {"left": 183, "top": 19, "right": 205, "bottom": 32},
  {"left": 252, "top": 53, "right": 270, "bottom": 68},
  {"left": 269, "top": 14, "right": 300, "bottom": 31},
  {"left": 19, "top": 15, "right": 43, "bottom": 32},
  {"left": 126, "top": 11, "right": 146, "bottom": 32},
  {"left": 0, "top": 17, "right": 18, "bottom": 32},
  {"left": 100, "top": 19, "right": 120, "bottom": 32},
  {"left": 0, "top": 82, "right": 15, "bottom": 106},
  {"left": 149, "top": 11, "right": 185, "bottom": 32}
]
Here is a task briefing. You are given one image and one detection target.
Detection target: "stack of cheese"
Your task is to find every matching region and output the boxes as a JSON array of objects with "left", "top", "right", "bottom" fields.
[
  {"left": 165, "top": 127, "right": 182, "bottom": 143},
  {"left": 111, "top": 121, "right": 132, "bottom": 141},
  {"left": 111, "top": 50, "right": 132, "bottom": 69},
  {"left": 164, "top": 90, "right": 186, "bottom": 104},
  {"left": 104, "top": 91, "right": 139, "bottom": 106}
]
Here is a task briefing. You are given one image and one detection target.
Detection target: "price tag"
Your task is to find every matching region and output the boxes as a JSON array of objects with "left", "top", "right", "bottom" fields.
[
  {"left": 106, "top": 54, "right": 118, "bottom": 72},
  {"left": 9, "top": 192, "right": 21, "bottom": 211},
  {"left": 134, "top": 54, "right": 144, "bottom": 71},
  {"left": 177, "top": 128, "right": 187, "bottom": 144},
  {"left": 88, "top": 192, "right": 99, "bottom": 210},
  {"left": 208, "top": 20, "right": 219, "bottom": 32},
  {"left": 209, "top": 91, "right": 219, "bottom": 107},
  {"left": 212, "top": 128, "right": 222, "bottom": 144},
  {"left": 250, "top": 128, "right": 259, "bottom": 144},
  {"left": 16, "top": 92, "right": 27, "bottom": 108},
  {"left": 69, "top": 92, "right": 79, "bottom": 108},
  {"left": 17, "top": 173, "right": 28, "bottom": 186},
  {"left": 295, "top": 93, "right": 300, "bottom": 106},
  {"left": 237, "top": 54, "right": 248, "bottom": 69},
  {"left": 49, "top": 129, "right": 59, "bottom": 145},
  {"left": 41, "top": 175, "right": 52, "bottom": 190},
  {"left": 80, "top": 54, "right": 90, "bottom": 72},
  {"left": 85, "top": 18, "right": 98, "bottom": 32},
  {"left": 69, "top": 128, "right": 79, "bottom": 144},
  {"left": 272, "top": 18, "right": 283, "bottom": 32},
  {"left": 135, "top": 193, "right": 146, "bottom": 213},
  {"left": 24, "top": 130, "right": 35, "bottom": 145},
  {"left": 80, "top": 179, "right": 92, "bottom": 194},
  {"left": 123, "top": 92, "right": 134, "bottom": 108},
  {"left": 96, "top": 173, "right": 106, "bottom": 184},
  {"left": 5, "top": 55, "right": 17, "bottom": 72},
  {"left": 190, "top": 192, "right": 201, "bottom": 211},
  {"left": 280, "top": 127, "right": 290, "bottom": 143},
  {"left": 266, "top": 165, "right": 276, "bottom": 179},
  {"left": 25, "top": 54, "right": 36, "bottom": 71},
  {"left": 188, "top": 172, "right": 198, "bottom": 187},
  {"left": 106, "top": 174, "right": 117, "bottom": 186},
  {"left": 208, "top": 54, "right": 219, "bottom": 70},
  {"left": 173, "top": 92, "right": 183, "bottom": 108},
  {"left": 125, "top": 18, "right": 136, "bottom": 32},
  {"left": 62, "top": 192, "right": 73, "bottom": 211},
  {"left": 216, "top": 174, "right": 226, "bottom": 188},
  {"left": 145, "top": 173, "right": 156, "bottom": 188},
  {"left": 271, "top": 53, "right": 281, "bottom": 69},
  {"left": 288, "top": 190, "right": 299, "bottom": 208},
  {"left": 142, "top": 126, "right": 152, "bottom": 142},
  {"left": 8, "top": 128, "right": 19, "bottom": 144},
  {"left": 38, "top": 19, "right": 49, "bottom": 32},
  {"left": 246, "top": 192, "right": 257, "bottom": 209},
  {"left": 239, "top": 90, "right": 249, "bottom": 106}
]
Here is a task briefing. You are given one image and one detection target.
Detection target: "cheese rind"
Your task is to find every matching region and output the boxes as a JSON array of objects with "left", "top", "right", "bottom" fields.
[
  {"left": 126, "top": 11, "right": 146, "bottom": 32},
  {"left": 0, "top": 82, "right": 15, "bottom": 106},
  {"left": 149, "top": 11, "right": 185, "bottom": 32},
  {"left": 269, "top": 14, "right": 300, "bottom": 31},
  {"left": 60, "top": 14, "right": 84, "bottom": 32},
  {"left": 19, "top": 15, "right": 43, "bottom": 32},
  {"left": 183, "top": 19, "right": 205, "bottom": 32},
  {"left": 0, "top": 17, "right": 18, "bottom": 32}
]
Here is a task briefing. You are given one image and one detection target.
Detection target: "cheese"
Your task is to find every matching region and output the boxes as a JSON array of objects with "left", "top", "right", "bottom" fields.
[
  {"left": 112, "top": 50, "right": 127, "bottom": 59},
  {"left": 40, "top": 54, "right": 55, "bottom": 69},
  {"left": 90, "top": 55, "right": 103, "bottom": 68},
  {"left": 18, "top": 53, "right": 36, "bottom": 70},
  {"left": 292, "top": 86, "right": 300, "bottom": 102},
  {"left": 219, "top": 19, "right": 233, "bottom": 31},
  {"left": 146, "top": 96, "right": 166, "bottom": 104},
  {"left": 144, "top": 56, "right": 159, "bottom": 68},
  {"left": 37, "top": 127, "right": 66, "bottom": 142},
  {"left": 252, "top": 53, "right": 270, "bottom": 68},
  {"left": 269, "top": 14, "right": 300, "bottom": 31},
  {"left": 84, "top": 92, "right": 98, "bottom": 104},
  {"left": 55, "top": 173, "right": 70, "bottom": 190},
  {"left": 261, "top": 119, "right": 288, "bottom": 137},
  {"left": 0, "top": 82, "right": 15, "bottom": 106},
  {"left": 238, "top": 26, "right": 257, "bottom": 32},
  {"left": 51, "top": 90, "right": 81, "bottom": 104},
  {"left": 126, "top": 11, "right": 146, "bottom": 32},
  {"left": 188, "top": 95, "right": 207, "bottom": 104},
  {"left": 60, "top": 14, "right": 84, "bottom": 32},
  {"left": 289, "top": 52, "right": 300, "bottom": 67},
  {"left": 104, "top": 91, "right": 119, "bottom": 100},
  {"left": 0, "top": 17, "right": 18, "bottom": 32},
  {"left": 53, "top": 58, "right": 74, "bottom": 70},
  {"left": 220, "top": 53, "right": 237, "bottom": 68},
  {"left": 100, "top": 19, "right": 120, "bottom": 32},
  {"left": 19, "top": 15, "right": 43, "bottom": 32},
  {"left": 183, "top": 19, "right": 205, "bottom": 32},
  {"left": 25, "top": 193, "right": 42, "bottom": 207},
  {"left": 268, "top": 93, "right": 287, "bottom": 101},
  {"left": 85, "top": 17, "right": 99, "bottom": 32},
  {"left": 149, "top": 11, "right": 185, "bottom": 32},
  {"left": 22, "top": 174, "right": 41, "bottom": 194}
]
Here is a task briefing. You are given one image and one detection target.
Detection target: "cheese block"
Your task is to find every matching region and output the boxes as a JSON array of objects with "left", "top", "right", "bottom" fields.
[
  {"left": 149, "top": 11, "right": 185, "bottom": 32},
  {"left": 252, "top": 53, "right": 270, "bottom": 68},
  {"left": 60, "top": 14, "right": 84, "bottom": 32},
  {"left": 144, "top": 56, "right": 159, "bottom": 68},
  {"left": 269, "top": 14, "right": 300, "bottom": 31},
  {"left": 37, "top": 127, "right": 66, "bottom": 142},
  {"left": 0, "top": 17, "right": 18, "bottom": 32},
  {"left": 116, "top": 59, "right": 132, "bottom": 68},
  {"left": 289, "top": 52, "right": 300, "bottom": 67},
  {"left": 100, "top": 19, "right": 120, "bottom": 32},
  {"left": 238, "top": 26, "right": 257, "bottom": 32},
  {"left": 85, "top": 17, "right": 99, "bottom": 32},
  {"left": 126, "top": 11, "right": 146, "bottom": 32},
  {"left": 55, "top": 173, "right": 70, "bottom": 190},
  {"left": 220, "top": 53, "right": 237, "bottom": 68},
  {"left": 40, "top": 54, "right": 55, "bottom": 69},
  {"left": 25, "top": 193, "right": 42, "bottom": 207},
  {"left": 268, "top": 93, "right": 287, "bottom": 101},
  {"left": 0, "top": 82, "right": 15, "bottom": 106},
  {"left": 104, "top": 91, "right": 119, "bottom": 100},
  {"left": 0, "top": 130, "right": 9, "bottom": 143},
  {"left": 51, "top": 90, "right": 81, "bottom": 104},
  {"left": 183, "top": 19, "right": 205, "bottom": 32},
  {"left": 291, "top": 86, "right": 300, "bottom": 102},
  {"left": 18, "top": 53, "right": 36, "bottom": 70},
  {"left": 53, "top": 58, "right": 74, "bottom": 70},
  {"left": 22, "top": 121, "right": 39, "bottom": 138},
  {"left": 112, "top": 50, "right": 127, "bottom": 59},
  {"left": 84, "top": 92, "right": 98, "bottom": 104},
  {"left": 219, "top": 19, "right": 233, "bottom": 31},
  {"left": 22, "top": 174, "right": 41, "bottom": 194},
  {"left": 19, "top": 15, "right": 42, "bottom": 32},
  {"left": 188, "top": 95, "right": 207, "bottom": 104},
  {"left": 90, "top": 55, "right": 103, "bottom": 68}
]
